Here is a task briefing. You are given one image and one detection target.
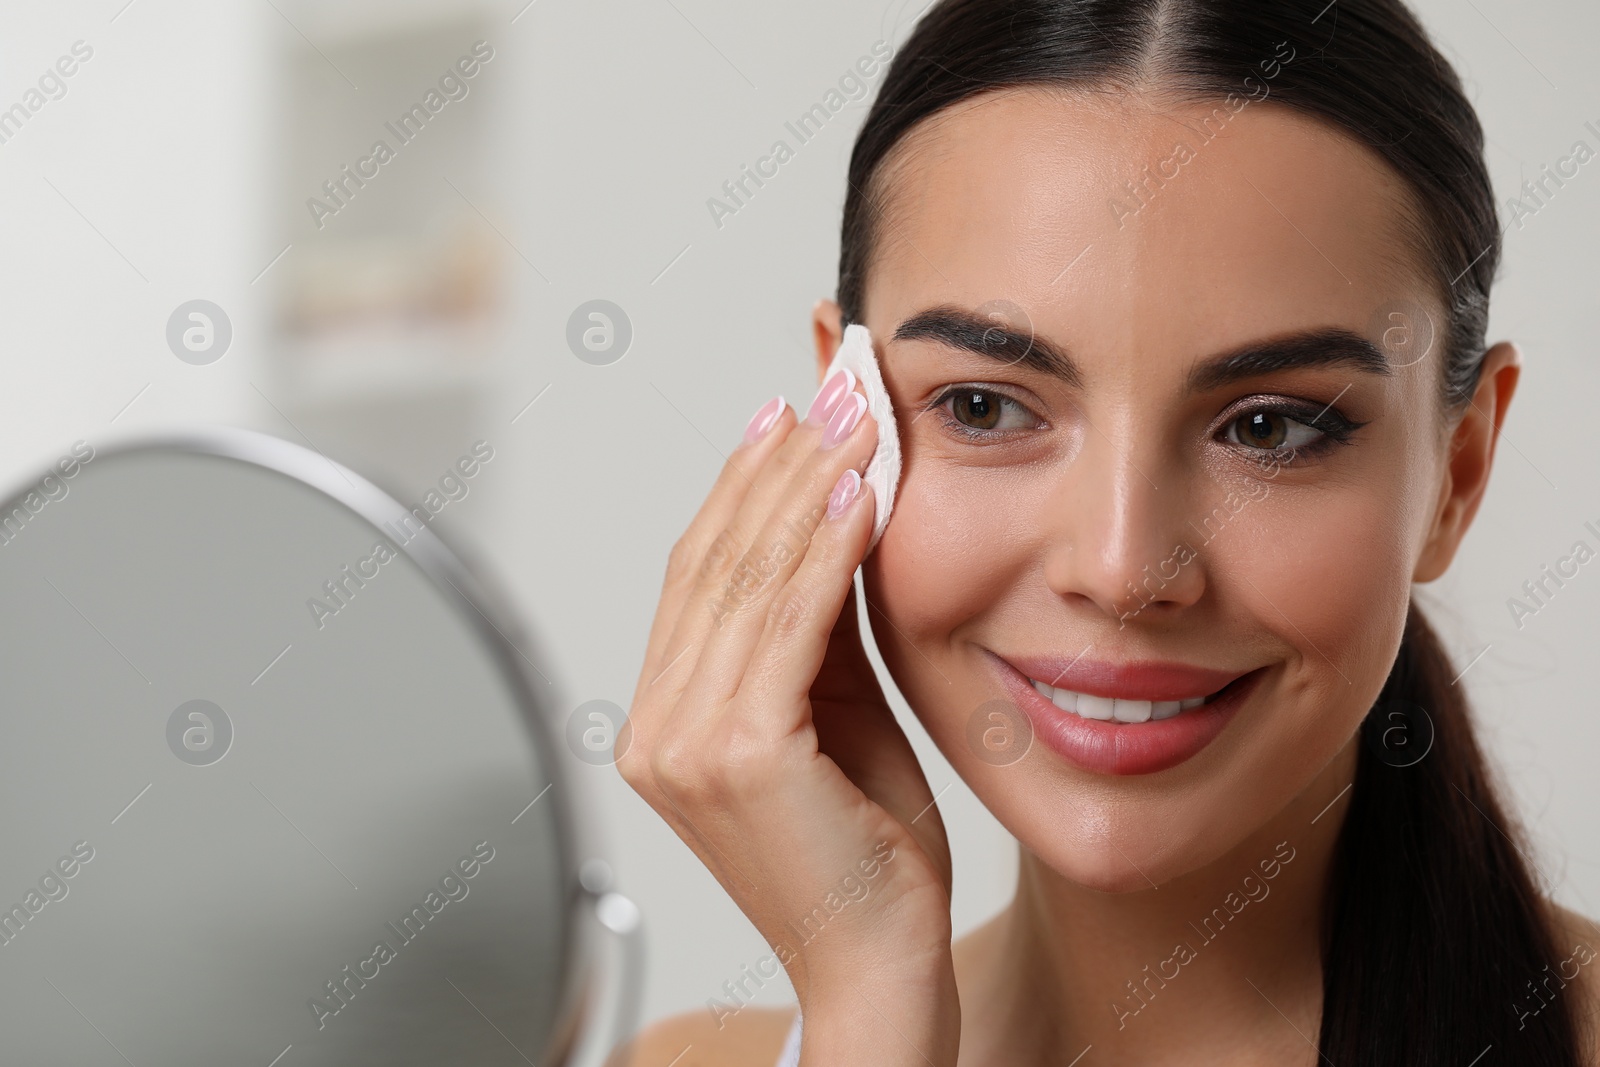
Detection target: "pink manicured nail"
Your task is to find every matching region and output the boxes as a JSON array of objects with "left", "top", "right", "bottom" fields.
[
  {"left": 805, "top": 368, "right": 856, "bottom": 426},
  {"left": 742, "top": 395, "right": 786, "bottom": 445},
  {"left": 827, "top": 468, "right": 862, "bottom": 520},
  {"left": 820, "top": 391, "right": 866, "bottom": 450}
]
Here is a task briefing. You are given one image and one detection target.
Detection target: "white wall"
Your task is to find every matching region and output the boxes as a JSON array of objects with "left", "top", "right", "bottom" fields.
[
  {"left": 0, "top": 1, "right": 271, "bottom": 465},
  {"left": 1, "top": 0, "right": 1595, "bottom": 1039}
]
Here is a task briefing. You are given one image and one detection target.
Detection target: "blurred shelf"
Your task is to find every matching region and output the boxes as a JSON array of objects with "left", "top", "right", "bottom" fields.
[
  {"left": 281, "top": 0, "right": 500, "bottom": 47},
  {"left": 279, "top": 319, "right": 500, "bottom": 406},
  {"left": 269, "top": 0, "right": 508, "bottom": 415}
]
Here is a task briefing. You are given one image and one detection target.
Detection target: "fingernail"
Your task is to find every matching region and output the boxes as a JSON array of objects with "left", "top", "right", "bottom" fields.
[
  {"left": 827, "top": 468, "right": 862, "bottom": 520},
  {"left": 805, "top": 368, "right": 856, "bottom": 426},
  {"left": 820, "top": 392, "right": 867, "bottom": 450},
  {"left": 741, "top": 395, "right": 786, "bottom": 445}
]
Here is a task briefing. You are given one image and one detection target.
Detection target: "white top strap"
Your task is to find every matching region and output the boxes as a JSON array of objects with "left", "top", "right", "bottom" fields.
[{"left": 774, "top": 1010, "right": 802, "bottom": 1067}]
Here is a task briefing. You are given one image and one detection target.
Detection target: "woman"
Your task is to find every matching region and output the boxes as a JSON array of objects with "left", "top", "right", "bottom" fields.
[{"left": 615, "top": 0, "right": 1600, "bottom": 1062}]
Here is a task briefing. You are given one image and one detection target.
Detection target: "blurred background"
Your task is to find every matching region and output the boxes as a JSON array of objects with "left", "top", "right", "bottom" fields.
[{"left": 1, "top": 0, "right": 1596, "bottom": 1034}]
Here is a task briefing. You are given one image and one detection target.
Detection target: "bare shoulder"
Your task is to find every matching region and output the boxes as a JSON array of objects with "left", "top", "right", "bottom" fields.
[
  {"left": 606, "top": 1005, "right": 798, "bottom": 1067},
  {"left": 1550, "top": 902, "right": 1600, "bottom": 1064}
]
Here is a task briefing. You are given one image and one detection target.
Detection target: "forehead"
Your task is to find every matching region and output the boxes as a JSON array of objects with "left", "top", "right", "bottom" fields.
[{"left": 866, "top": 87, "right": 1434, "bottom": 357}]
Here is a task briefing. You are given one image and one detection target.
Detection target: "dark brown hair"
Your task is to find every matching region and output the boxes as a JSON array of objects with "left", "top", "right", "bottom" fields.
[{"left": 835, "top": 1, "right": 1583, "bottom": 1061}]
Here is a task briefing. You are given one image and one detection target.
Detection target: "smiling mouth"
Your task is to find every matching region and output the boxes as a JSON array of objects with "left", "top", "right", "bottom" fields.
[{"left": 1024, "top": 673, "right": 1248, "bottom": 723}]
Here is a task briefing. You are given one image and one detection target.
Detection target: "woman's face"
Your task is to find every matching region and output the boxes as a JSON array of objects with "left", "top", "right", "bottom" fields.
[{"left": 851, "top": 87, "right": 1467, "bottom": 890}]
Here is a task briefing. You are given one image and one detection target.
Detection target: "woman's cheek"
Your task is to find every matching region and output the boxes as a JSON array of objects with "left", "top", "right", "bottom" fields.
[
  {"left": 1219, "top": 484, "right": 1414, "bottom": 711},
  {"left": 870, "top": 466, "right": 1020, "bottom": 618}
]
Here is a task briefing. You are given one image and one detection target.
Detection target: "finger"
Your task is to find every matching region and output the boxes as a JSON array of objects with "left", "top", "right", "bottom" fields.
[
  {"left": 674, "top": 392, "right": 878, "bottom": 723},
  {"left": 649, "top": 374, "right": 862, "bottom": 695},
  {"left": 630, "top": 380, "right": 850, "bottom": 773},
  {"left": 730, "top": 473, "right": 946, "bottom": 873},
  {"left": 733, "top": 462, "right": 876, "bottom": 735},
  {"left": 639, "top": 397, "right": 796, "bottom": 685}
]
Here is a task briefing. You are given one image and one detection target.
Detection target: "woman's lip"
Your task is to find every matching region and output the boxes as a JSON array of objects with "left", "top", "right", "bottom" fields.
[
  {"left": 986, "top": 652, "right": 1264, "bottom": 776},
  {"left": 996, "top": 651, "right": 1248, "bottom": 701}
]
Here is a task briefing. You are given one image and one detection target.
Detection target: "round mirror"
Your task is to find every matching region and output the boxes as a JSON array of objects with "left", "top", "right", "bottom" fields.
[{"left": 0, "top": 427, "right": 612, "bottom": 1065}]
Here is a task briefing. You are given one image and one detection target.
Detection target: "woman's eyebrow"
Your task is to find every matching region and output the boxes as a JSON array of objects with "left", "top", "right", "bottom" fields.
[
  {"left": 890, "top": 305, "right": 1081, "bottom": 386},
  {"left": 889, "top": 305, "right": 1390, "bottom": 392},
  {"left": 1187, "top": 329, "right": 1391, "bottom": 393}
]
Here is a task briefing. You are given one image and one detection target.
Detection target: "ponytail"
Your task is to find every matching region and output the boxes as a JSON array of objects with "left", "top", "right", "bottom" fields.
[{"left": 1319, "top": 603, "right": 1582, "bottom": 1064}]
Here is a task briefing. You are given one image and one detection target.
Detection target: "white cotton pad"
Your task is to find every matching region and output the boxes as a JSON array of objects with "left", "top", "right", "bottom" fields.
[{"left": 819, "top": 323, "right": 900, "bottom": 554}]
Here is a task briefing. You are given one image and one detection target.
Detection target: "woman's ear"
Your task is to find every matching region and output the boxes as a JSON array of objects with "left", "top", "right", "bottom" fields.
[
  {"left": 1413, "top": 340, "right": 1522, "bottom": 582},
  {"left": 812, "top": 298, "right": 844, "bottom": 385}
]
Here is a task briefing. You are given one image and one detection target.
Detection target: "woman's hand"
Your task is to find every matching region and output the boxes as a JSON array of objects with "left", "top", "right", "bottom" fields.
[{"left": 617, "top": 382, "right": 959, "bottom": 1065}]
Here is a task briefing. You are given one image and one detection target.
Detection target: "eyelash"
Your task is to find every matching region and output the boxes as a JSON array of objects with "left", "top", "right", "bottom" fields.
[
  {"left": 924, "top": 386, "right": 1367, "bottom": 463},
  {"left": 1216, "top": 397, "right": 1365, "bottom": 463},
  {"left": 926, "top": 385, "right": 1040, "bottom": 441}
]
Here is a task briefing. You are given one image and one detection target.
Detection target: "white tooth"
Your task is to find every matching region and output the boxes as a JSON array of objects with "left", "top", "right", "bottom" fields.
[
  {"left": 1032, "top": 679, "right": 1053, "bottom": 699},
  {"left": 1152, "top": 701, "right": 1182, "bottom": 719},
  {"left": 1077, "top": 694, "right": 1115, "bottom": 720},
  {"left": 1180, "top": 697, "right": 1205, "bottom": 710},
  {"left": 1112, "top": 698, "right": 1153, "bottom": 723},
  {"left": 1051, "top": 687, "right": 1078, "bottom": 713}
]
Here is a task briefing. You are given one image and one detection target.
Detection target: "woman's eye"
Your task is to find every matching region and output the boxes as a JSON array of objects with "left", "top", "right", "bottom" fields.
[
  {"left": 941, "top": 388, "right": 1036, "bottom": 433},
  {"left": 1223, "top": 410, "right": 1325, "bottom": 451}
]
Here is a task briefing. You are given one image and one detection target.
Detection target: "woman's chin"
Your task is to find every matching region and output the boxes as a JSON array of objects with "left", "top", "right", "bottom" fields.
[
  {"left": 1061, "top": 860, "right": 1169, "bottom": 895},
  {"left": 1018, "top": 829, "right": 1188, "bottom": 894}
]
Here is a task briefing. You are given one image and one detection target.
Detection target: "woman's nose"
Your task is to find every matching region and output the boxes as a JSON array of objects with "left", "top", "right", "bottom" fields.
[{"left": 1040, "top": 431, "right": 1206, "bottom": 625}]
